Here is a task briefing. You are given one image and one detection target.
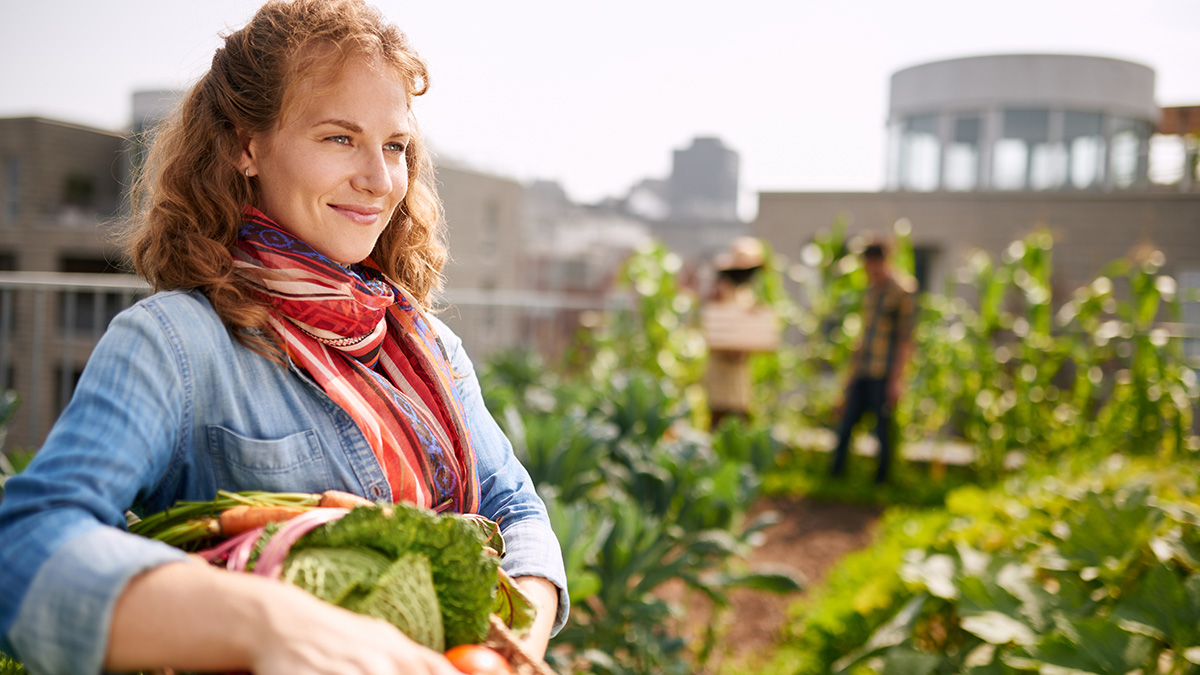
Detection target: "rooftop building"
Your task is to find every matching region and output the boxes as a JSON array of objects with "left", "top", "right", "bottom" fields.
[{"left": 886, "top": 54, "right": 1163, "bottom": 193}]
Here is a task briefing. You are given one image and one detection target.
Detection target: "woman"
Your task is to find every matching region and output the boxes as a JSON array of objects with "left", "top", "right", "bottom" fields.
[{"left": 0, "top": 1, "right": 566, "bottom": 673}]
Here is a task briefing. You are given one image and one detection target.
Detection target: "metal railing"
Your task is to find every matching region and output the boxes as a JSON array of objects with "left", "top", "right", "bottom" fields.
[
  {"left": 0, "top": 272, "right": 625, "bottom": 450},
  {"left": 3, "top": 271, "right": 1195, "bottom": 451},
  {"left": 0, "top": 272, "right": 150, "bottom": 448}
]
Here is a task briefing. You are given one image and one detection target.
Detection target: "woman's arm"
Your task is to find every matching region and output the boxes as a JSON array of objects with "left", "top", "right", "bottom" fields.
[
  {"left": 107, "top": 561, "right": 461, "bottom": 675},
  {"left": 0, "top": 301, "right": 197, "bottom": 672},
  {"left": 513, "top": 576, "right": 558, "bottom": 659},
  {"left": 426, "top": 316, "right": 570, "bottom": 640}
]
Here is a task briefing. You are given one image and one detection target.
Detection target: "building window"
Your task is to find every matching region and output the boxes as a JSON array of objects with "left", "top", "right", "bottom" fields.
[
  {"left": 1149, "top": 134, "right": 1187, "bottom": 186},
  {"left": 1110, "top": 117, "right": 1145, "bottom": 189},
  {"left": 995, "top": 109, "right": 1063, "bottom": 190},
  {"left": 483, "top": 199, "right": 500, "bottom": 254},
  {"left": 885, "top": 121, "right": 903, "bottom": 190},
  {"left": 944, "top": 115, "right": 981, "bottom": 191},
  {"left": 63, "top": 174, "right": 96, "bottom": 208},
  {"left": 3, "top": 158, "right": 18, "bottom": 225},
  {"left": 899, "top": 115, "right": 939, "bottom": 191},
  {"left": 59, "top": 257, "right": 131, "bottom": 333},
  {"left": 912, "top": 246, "right": 937, "bottom": 293},
  {"left": 1064, "top": 112, "right": 1104, "bottom": 189}
]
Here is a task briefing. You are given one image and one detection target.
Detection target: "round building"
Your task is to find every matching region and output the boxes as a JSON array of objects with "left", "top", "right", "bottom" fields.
[{"left": 886, "top": 54, "right": 1157, "bottom": 192}]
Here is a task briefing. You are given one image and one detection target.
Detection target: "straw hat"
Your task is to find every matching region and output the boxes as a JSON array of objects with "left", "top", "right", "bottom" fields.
[{"left": 714, "top": 236, "right": 766, "bottom": 271}]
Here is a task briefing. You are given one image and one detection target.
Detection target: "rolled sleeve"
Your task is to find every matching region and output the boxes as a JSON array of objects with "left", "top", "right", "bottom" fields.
[
  {"left": 500, "top": 519, "right": 571, "bottom": 636},
  {"left": 9, "top": 525, "right": 188, "bottom": 675}
]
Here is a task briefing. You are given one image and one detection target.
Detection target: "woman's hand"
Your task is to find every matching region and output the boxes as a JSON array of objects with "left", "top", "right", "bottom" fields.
[
  {"left": 249, "top": 579, "right": 462, "bottom": 675},
  {"left": 108, "top": 561, "right": 461, "bottom": 675}
]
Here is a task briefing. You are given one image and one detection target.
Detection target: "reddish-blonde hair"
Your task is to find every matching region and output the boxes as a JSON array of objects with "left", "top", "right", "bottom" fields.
[{"left": 126, "top": 0, "right": 445, "bottom": 359}]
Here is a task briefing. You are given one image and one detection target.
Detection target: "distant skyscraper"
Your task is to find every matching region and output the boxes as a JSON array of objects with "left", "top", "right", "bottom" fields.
[{"left": 668, "top": 136, "right": 739, "bottom": 222}]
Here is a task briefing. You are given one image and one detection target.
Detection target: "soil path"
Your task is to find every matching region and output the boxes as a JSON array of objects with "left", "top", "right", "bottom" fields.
[
  {"left": 727, "top": 497, "right": 883, "bottom": 652},
  {"left": 669, "top": 496, "right": 884, "bottom": 668}
]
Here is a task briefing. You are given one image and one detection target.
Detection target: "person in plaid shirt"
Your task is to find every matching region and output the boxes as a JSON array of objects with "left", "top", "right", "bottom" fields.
[{"left": 830, "top": 237, "right": 916, "bottom": 484}]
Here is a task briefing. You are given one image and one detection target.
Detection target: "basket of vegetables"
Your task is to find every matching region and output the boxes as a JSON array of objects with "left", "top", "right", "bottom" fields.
[{"left": 130, "top": 490, "right": 557, "bottom": 675}]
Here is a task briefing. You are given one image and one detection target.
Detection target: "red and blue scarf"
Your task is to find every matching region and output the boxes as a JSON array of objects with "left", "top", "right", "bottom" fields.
[{"left": 232, "top": 208, "right": 479, "bottom": 513}]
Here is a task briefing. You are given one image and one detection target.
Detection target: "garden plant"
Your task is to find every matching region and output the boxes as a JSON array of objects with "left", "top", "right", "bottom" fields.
[{"left": 1, "top": 220, "right": 1198, "bottom": 674}]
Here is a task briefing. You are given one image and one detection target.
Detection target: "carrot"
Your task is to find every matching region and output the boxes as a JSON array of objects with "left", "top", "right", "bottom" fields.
[
  {"left": 218, "top": 504, "right": 309, "bottom": 536},
  {"left": 318, "top": 489, "right": 378, "bottom": 509}
]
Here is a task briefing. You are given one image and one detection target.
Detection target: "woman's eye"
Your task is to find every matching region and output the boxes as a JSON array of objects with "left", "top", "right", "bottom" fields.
[
  {"left": 327, "top": 135, "right": 351, "bottom": 145},
  {"left": 385, "top": 142, "right": 407, "bottom": 153}
]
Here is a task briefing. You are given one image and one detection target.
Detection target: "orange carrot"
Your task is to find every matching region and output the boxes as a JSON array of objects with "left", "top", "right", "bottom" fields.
[
  {"left": 318, "top": 489, "right": 378, "bottom": 509},
  {"left": 218, "top": 504, "right": 309, "bottom": 536}
]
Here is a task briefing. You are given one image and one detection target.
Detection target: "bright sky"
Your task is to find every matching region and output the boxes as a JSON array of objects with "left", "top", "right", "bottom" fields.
[{"left": 2, "top": 0, "right": 1198, "bottom": 220}]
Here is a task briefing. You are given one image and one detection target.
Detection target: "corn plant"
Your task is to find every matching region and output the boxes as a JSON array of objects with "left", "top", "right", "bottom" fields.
[
  {"left": 778, "top": 223, "right": 1200, "bottom": 482},
  {"left": 582, "top": 241, "right": 707, "bottom": 403}
]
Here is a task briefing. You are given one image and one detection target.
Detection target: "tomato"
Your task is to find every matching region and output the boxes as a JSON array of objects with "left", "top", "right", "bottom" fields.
[{"left": 444, "top": 644, "right": 513, "bottom": 675}]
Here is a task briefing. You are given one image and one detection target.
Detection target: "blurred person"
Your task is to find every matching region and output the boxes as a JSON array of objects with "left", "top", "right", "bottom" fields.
[
  {"left": 702, "top": 237, "right": 779, "bottom": 429},
  {"left": 829, "top": 236, "right": 916, "bottom": 484},
  {"left": 0, "top": 2, "right": 566, "bottom": 673}
]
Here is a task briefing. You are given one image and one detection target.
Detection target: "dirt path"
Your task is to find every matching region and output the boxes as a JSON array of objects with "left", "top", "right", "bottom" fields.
[
  {"left": 725, "top": 497, "right": 883, "bottom": 653},
  {"left": 666, "top": 496, "right": 883, "bottom": 668}
]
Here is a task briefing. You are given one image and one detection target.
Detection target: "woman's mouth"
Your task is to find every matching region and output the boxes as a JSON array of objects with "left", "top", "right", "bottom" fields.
[{"left": 329, "top": 204, "right": 382, "bottom": 225}]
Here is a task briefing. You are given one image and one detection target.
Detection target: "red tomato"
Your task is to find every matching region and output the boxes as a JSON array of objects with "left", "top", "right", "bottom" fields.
[{"left": 444, "top": 644, "right": 513, "bottom": 675}]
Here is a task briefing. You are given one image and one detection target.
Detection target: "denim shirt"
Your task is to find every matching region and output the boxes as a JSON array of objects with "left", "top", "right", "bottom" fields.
[{"left": 0, "top": 290, "right": 567, "bottom": 674}]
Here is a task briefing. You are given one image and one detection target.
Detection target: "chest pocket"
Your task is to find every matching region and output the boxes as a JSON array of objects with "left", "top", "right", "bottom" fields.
[{"left": 207, "top": 425, "right": 331, "bottom": 494}]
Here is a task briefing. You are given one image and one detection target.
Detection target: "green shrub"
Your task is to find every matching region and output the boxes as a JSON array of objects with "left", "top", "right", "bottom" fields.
[{"left": 743, "top": 455, "right": 1200, "bottom": 675}]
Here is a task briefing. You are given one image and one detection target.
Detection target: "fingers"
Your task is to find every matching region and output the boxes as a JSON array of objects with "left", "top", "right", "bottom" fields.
[{"left": 251, "top": 587, "right": 462, "bottom": 675}]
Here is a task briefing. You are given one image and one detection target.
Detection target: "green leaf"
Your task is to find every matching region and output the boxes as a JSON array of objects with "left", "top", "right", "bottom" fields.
[
  {"left": 282, "top": 546, "right": 390, "bottom": 606},
  {"left": 880, "top": 646, "right": 942, "bottom": 675},
  {"left": 901, "top": 552, "right": 958, "bottom": 599},
  {"left": 492, "top": 568, "right": 537, "bottom": 637},
  {"left": 832, "top": 593, "right": 928, "bottom": 673},
  {"left": 715, "top": 568, "right": 805, "bottom": 594},
  {"left": 1112, "top": 566, "right": 1200, "bottom": 650},
  {"left": 1054, "top": 488, "right": 1160, "bottom": 573},
  {"left": 567, "top": 571, "right": 602, "bottom": 602},
  {"left": 353, "top": 553, "right": 445, "bottom": 652},
  {"left": 1030, "top": 616, "right": 1153, "bottom": 675},
  {"left": 961, "top": 611, "right": 1037, "bottom": 646}
]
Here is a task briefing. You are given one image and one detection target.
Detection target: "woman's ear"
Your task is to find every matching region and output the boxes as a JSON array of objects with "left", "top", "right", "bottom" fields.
[{"left": 238, "top": 130, "right": 260, "bottom": 177}]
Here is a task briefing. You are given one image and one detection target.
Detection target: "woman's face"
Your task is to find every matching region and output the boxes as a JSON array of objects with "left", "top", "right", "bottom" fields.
[{"left": 244, "top": 56, "right": 410, "bottom": 265}]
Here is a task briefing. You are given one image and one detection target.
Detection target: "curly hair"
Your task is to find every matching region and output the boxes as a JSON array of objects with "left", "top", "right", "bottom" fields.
[{"left": 125, "top": 0, "right": 445, "bottom": 361}]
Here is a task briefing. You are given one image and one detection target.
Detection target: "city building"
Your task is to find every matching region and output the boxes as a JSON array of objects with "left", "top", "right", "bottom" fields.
[
  {"left": 434, "top": 158, "right": 529, "bottom": 357},
  {"left": 0, "top": 116, "right": 133, "bottom": 448},
  {"left": 610, "top": 135, "right": 745, "bottom": 259},
  {"left": 668, "top": 136, "right": 740, "bottom": 221}
]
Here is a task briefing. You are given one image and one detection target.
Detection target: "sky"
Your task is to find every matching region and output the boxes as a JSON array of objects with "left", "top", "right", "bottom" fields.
[{"left": 1, "top": 0, "right": 1198, "bottom": 220}]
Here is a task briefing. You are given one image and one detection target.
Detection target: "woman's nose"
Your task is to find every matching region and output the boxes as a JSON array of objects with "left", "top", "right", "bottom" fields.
[{"left": 351, "top": 149, "right": 394, "bottom": 196}]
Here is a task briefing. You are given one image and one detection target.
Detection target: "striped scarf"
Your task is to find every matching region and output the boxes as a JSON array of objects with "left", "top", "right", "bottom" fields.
[{"left": 232, "top": 209, "right": 479, "bottom": 514}]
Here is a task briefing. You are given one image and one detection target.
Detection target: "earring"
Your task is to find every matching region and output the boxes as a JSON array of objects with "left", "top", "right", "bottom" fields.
[{"left": 245, "top": 168, "right": 251, "bottom": 177}]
